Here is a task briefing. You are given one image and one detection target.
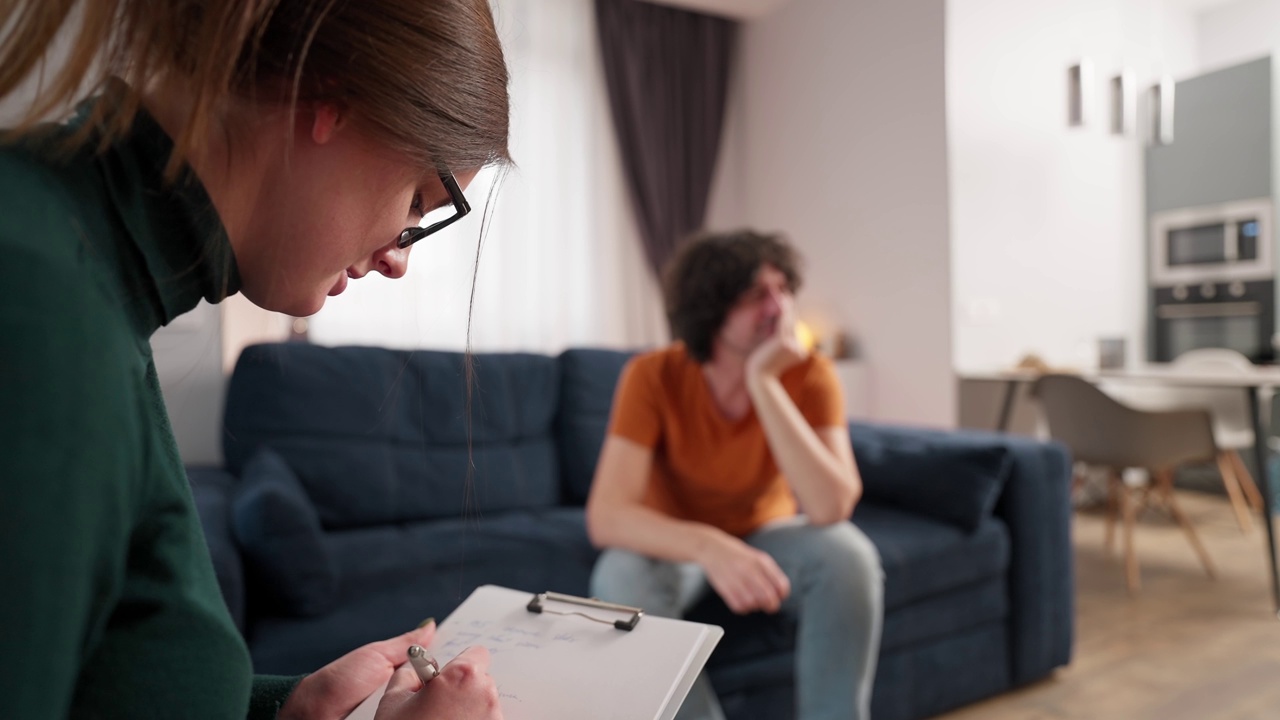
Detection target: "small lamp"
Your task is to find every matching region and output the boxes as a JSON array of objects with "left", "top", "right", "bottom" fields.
[{"left": 795, "top": 320, "right": 817, "bottom": 352}]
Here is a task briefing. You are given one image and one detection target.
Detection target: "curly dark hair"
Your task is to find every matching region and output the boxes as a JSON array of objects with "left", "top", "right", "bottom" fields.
[{"left": 663, "top": 229, "right": 803, "bottom": 363}]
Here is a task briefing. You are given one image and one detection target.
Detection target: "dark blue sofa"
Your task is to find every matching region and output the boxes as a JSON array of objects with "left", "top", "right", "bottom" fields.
[{"left": 189, "top": 343, "right": 1074, "bottom": 720}]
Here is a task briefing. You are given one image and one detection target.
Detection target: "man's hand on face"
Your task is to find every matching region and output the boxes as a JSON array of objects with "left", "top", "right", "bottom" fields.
[{"left": 746, "top": 295, "right": 807, "bottom": 380}]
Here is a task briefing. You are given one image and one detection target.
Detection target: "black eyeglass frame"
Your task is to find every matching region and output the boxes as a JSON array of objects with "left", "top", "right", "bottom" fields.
[{"left": 398, "top": 170, "right": 471, "bottom": 248}]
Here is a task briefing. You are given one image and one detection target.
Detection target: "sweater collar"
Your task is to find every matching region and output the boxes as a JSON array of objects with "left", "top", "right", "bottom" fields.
[{"left": 78, "top": 80, "right": 241, "bottom": 330}]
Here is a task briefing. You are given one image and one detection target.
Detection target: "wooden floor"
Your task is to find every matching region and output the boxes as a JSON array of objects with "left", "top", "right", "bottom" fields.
[{"left": 937, "top": 490, "right": 1280, "bottom": 720}]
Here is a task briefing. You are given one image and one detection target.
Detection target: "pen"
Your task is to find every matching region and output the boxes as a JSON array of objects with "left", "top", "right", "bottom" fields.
[{"left": 408, "top": 645, "right": 440, "bottom": 685}]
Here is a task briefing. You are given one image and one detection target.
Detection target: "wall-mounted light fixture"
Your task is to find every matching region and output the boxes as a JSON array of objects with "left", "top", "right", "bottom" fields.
[
  {"left": 1110, "top": 70, "right": 1135, "bottom": 136},
  {"left": 1148, "top": 75, "right": 1175, "bottom": 145},
  {"left": 1067, "top": 60, "right": 1093, "bottom": 128}
]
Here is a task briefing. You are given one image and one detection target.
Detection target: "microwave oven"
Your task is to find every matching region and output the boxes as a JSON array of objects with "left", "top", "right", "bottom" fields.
[{"left": 1150, "top": 198, "right": 1273, "bottom": 285}]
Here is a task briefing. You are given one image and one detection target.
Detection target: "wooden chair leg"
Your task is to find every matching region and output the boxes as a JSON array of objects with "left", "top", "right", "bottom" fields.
[
  {"left": 1104, "top": 470, "right": 1119, "bottom": 556},
  {"left": 1216, "top": 452, "right": 1254, "bottom": 534},
  {"left": 1229, "top": 450, "right": 1265, "bottom": 512},
  {"left": 1157, "top": 469, "right": 1216, "bottom": 580},
  {"left": 1071, "top": 464, "right": 1088, "bottom": 495},
  {"left": 1119, "top": 478, "right": 1140, "bottom": 594}
]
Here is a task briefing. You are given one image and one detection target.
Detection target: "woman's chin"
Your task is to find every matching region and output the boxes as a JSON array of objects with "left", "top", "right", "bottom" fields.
[
  {"left": 239, "top": 282, "right": 329, "bottom": 317},
  {"left": 327, "top": 272, "right": 349, "bottom": 297},
  {"left": 264, "top": 293, "right": 327, "bottom": 318}
]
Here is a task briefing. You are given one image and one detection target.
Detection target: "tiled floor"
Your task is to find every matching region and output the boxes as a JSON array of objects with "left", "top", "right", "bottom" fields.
[{"left": 937, "top": 490, "right": 1280, "bottom": 720}]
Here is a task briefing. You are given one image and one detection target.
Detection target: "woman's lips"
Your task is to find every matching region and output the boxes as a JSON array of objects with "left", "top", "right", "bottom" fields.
[{"left": 328, "top": 272, "right": 349, "bottom": 297}]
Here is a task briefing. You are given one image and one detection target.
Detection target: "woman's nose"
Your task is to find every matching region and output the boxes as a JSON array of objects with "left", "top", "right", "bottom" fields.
[{"left": 372, "top": 240, "right": 410, "bottom": 279}]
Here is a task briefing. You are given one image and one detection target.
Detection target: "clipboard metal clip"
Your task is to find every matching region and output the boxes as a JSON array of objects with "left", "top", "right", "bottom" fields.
[{"left": 526, "top": 591, "right": 644, "bottom": 631}]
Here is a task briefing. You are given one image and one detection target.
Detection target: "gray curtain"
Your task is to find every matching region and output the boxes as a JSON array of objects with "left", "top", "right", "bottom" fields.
[{"left": 595, "top": 0, "right": 737, "bottom": 280}]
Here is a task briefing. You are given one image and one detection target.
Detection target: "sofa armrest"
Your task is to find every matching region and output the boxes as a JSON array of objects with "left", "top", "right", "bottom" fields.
[
  {"left": 187, "top": 465, "right": 247, "bottom": 634},
  {"left": 848, "top": 422, "right": 1074, "bottom": 686},
  {"left": 988, "top": 432, "right": 1074, "bottom": 685}
]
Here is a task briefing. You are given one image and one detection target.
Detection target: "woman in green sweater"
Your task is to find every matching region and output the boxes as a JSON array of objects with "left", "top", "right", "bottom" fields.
[{"left": 0, "top": 1, "right": 508, "bottom": 718}]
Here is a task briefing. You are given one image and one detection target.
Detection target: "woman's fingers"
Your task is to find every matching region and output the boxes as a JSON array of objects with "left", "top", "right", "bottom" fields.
[
  {"left": 364, "top": 623, "right": 437, "bottom": 667},
  {"left": 445, "top": 645, "right": 492, "bottom": 678},
  {"left": 379, "top": 662, "right": 424, "bottom": 713}
]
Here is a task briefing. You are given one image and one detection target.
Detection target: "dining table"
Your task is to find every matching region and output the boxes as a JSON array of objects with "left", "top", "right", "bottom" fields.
[{"left": 962, "top": 364, "right": 1280, "bottom": 616}]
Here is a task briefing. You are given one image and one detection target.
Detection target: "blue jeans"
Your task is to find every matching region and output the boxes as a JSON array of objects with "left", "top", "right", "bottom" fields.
[{"left": 590, "top": 518, "right": 884, "bottom": 720}]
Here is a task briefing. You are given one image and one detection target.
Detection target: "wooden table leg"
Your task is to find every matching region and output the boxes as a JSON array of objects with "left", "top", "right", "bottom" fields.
[{"left": 996, "top": 380, "right": 1019, "bottom": 433}]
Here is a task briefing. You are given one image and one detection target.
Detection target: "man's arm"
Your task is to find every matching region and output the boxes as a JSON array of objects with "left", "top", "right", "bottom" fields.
[
  {"left": 585, "top": 436, "right": 791, "bottom": 614},
  {"left": 585, "top": 435, "right": 723, "bottom": 562},
  {"left": 747, "top": 374, "right": 861, "bottom": 525},
  {"left": 746, "top": 299, "right": 861, "bottom": 525}
]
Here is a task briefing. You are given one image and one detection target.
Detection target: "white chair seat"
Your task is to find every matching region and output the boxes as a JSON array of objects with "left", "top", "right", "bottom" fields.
[{"left": 1214, "top": 428, "right": 1256, "bottom": 451}]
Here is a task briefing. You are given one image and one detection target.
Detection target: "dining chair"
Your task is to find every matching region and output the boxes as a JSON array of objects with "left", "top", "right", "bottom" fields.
[
  {"left": 1170, "top": 348, "right": 1266, "bottom": 533},
  {"left": 1032, "top": 374, "right": 1217, "bottom": 593}
]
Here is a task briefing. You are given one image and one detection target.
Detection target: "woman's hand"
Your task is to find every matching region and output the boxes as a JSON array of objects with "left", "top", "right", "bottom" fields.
[
  {"left": 376, "top": 645, "right": 502, "bottom": 719},
  {"left": 279, "top": 624, "right": 439, "bottom": 720},
  {"left": 278, "top": 624, "right": 503, "bottom": 720},
  {"left": 746, "top": 296, "right": 807, "bottom": 381}
]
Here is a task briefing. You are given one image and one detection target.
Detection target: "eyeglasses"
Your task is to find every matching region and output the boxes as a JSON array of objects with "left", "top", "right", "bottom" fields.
[{"left": 398, "top": 170, "right": 471, "bottom": 249}]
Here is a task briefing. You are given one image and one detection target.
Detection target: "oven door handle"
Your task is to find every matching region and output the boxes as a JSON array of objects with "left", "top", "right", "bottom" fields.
[{"left": 1156, "top": 301, "right": 1261, "bottom": 319}]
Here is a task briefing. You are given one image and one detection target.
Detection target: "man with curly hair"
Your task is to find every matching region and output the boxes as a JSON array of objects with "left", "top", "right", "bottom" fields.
[{"left": 585, "top": 230, "right": 883, "bottom": 720}]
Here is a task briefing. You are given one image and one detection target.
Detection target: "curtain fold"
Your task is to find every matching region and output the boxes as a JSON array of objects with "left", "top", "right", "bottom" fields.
[{"left": 595, "top": 0, "right": 737, "bottom": 279}]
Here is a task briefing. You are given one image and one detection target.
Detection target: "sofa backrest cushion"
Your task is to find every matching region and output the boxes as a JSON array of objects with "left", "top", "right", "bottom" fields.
[
  {"left": 224, "top": 344, "right": 561, "bottom": 528},
  {"left": 230, "top": 447, "right": 338, "bottom": 617},
  {"left": 556, "top": 348, "right": 637, "bottom": 504},
  {"left": 850, "top": 422, "right": 1012, "bottom": 532}
]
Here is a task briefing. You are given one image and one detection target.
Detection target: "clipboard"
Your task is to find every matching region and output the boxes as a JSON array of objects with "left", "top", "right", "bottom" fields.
[{"left": 344, "top": 585, "right": 724, "bottom": 720}]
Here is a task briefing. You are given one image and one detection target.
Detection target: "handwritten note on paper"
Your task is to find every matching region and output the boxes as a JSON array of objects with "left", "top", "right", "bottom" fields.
[{"left": 343, "top": 585, "right": 717, "bottom": 720}]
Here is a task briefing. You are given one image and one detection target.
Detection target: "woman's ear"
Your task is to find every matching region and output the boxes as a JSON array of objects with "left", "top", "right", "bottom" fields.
[{"left": 308, "top": 102, "right": 346, "bottom": 145}]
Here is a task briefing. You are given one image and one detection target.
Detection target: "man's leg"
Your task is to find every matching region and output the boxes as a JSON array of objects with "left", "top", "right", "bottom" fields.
[
  {"left": 590, "top": 548, "right": 725, "bottom": 720},
  {"left": 747, "top": 519, "right": 884, "bottom": 720}
]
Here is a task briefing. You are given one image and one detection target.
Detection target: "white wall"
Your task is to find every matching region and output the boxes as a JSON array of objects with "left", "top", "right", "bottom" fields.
[
  {"left": 710, "top": 0, "right": 955, "bottom": 426},
  {"left": 948, "top": 0, "right": 1199, "bottom": 376},
  {"left": 1199, "top": 0, "right": 1280, "bottom": 73}
]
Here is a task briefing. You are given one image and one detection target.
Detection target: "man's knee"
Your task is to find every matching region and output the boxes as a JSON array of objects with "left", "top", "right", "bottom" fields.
[
  {"left": 590, "top": 549, "right": 685, "bottom": 616},
  {"left": 813, "top": 523, "right": 884, "bottom": 600},
  {"left": 591, "top": 548, "right": 652, "bottom": 597},
  {"left": 837, "top": 524, "right": 883, "bottom": 581}
]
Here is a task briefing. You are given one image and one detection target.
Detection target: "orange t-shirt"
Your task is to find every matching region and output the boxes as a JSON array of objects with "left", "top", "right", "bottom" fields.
[{"left": 607, "top": 343, "right": 847, "bottom": 538}]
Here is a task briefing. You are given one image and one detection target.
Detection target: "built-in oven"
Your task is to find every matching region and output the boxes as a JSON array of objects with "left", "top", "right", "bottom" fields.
[
  {"left": 1153, "top": 280, "right": 1275, "bottom": 362},
  {"left": 1150, "top": 198, "right": 1276, "bottom": 362}
]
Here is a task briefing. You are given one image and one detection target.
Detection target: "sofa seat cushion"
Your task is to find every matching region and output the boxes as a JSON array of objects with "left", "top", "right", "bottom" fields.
[
  {"left": 247, "top": 508, "right": 599, "bottom": 675},
  {"left": 708, "top": 616, "right": 1010, "bottom": 720},
  {"left": 857, "top": 503, "right": 1010, "bottom": 609},
  {"left": 688, "top": 504, "right": 1009, "bottom": 670}
]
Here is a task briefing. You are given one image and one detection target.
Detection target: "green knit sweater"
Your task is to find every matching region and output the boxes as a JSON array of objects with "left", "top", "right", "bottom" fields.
[{"left": 0, "top": 86, "right": 299, "bottom": 719}]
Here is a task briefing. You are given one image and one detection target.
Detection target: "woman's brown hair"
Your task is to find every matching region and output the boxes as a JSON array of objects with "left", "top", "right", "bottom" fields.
[
  {"left": 0, "top": 0, "right": 510, "bottom": 176},
  {"left": 664, "top": 229, "right": 803, "bottom": 363}
]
